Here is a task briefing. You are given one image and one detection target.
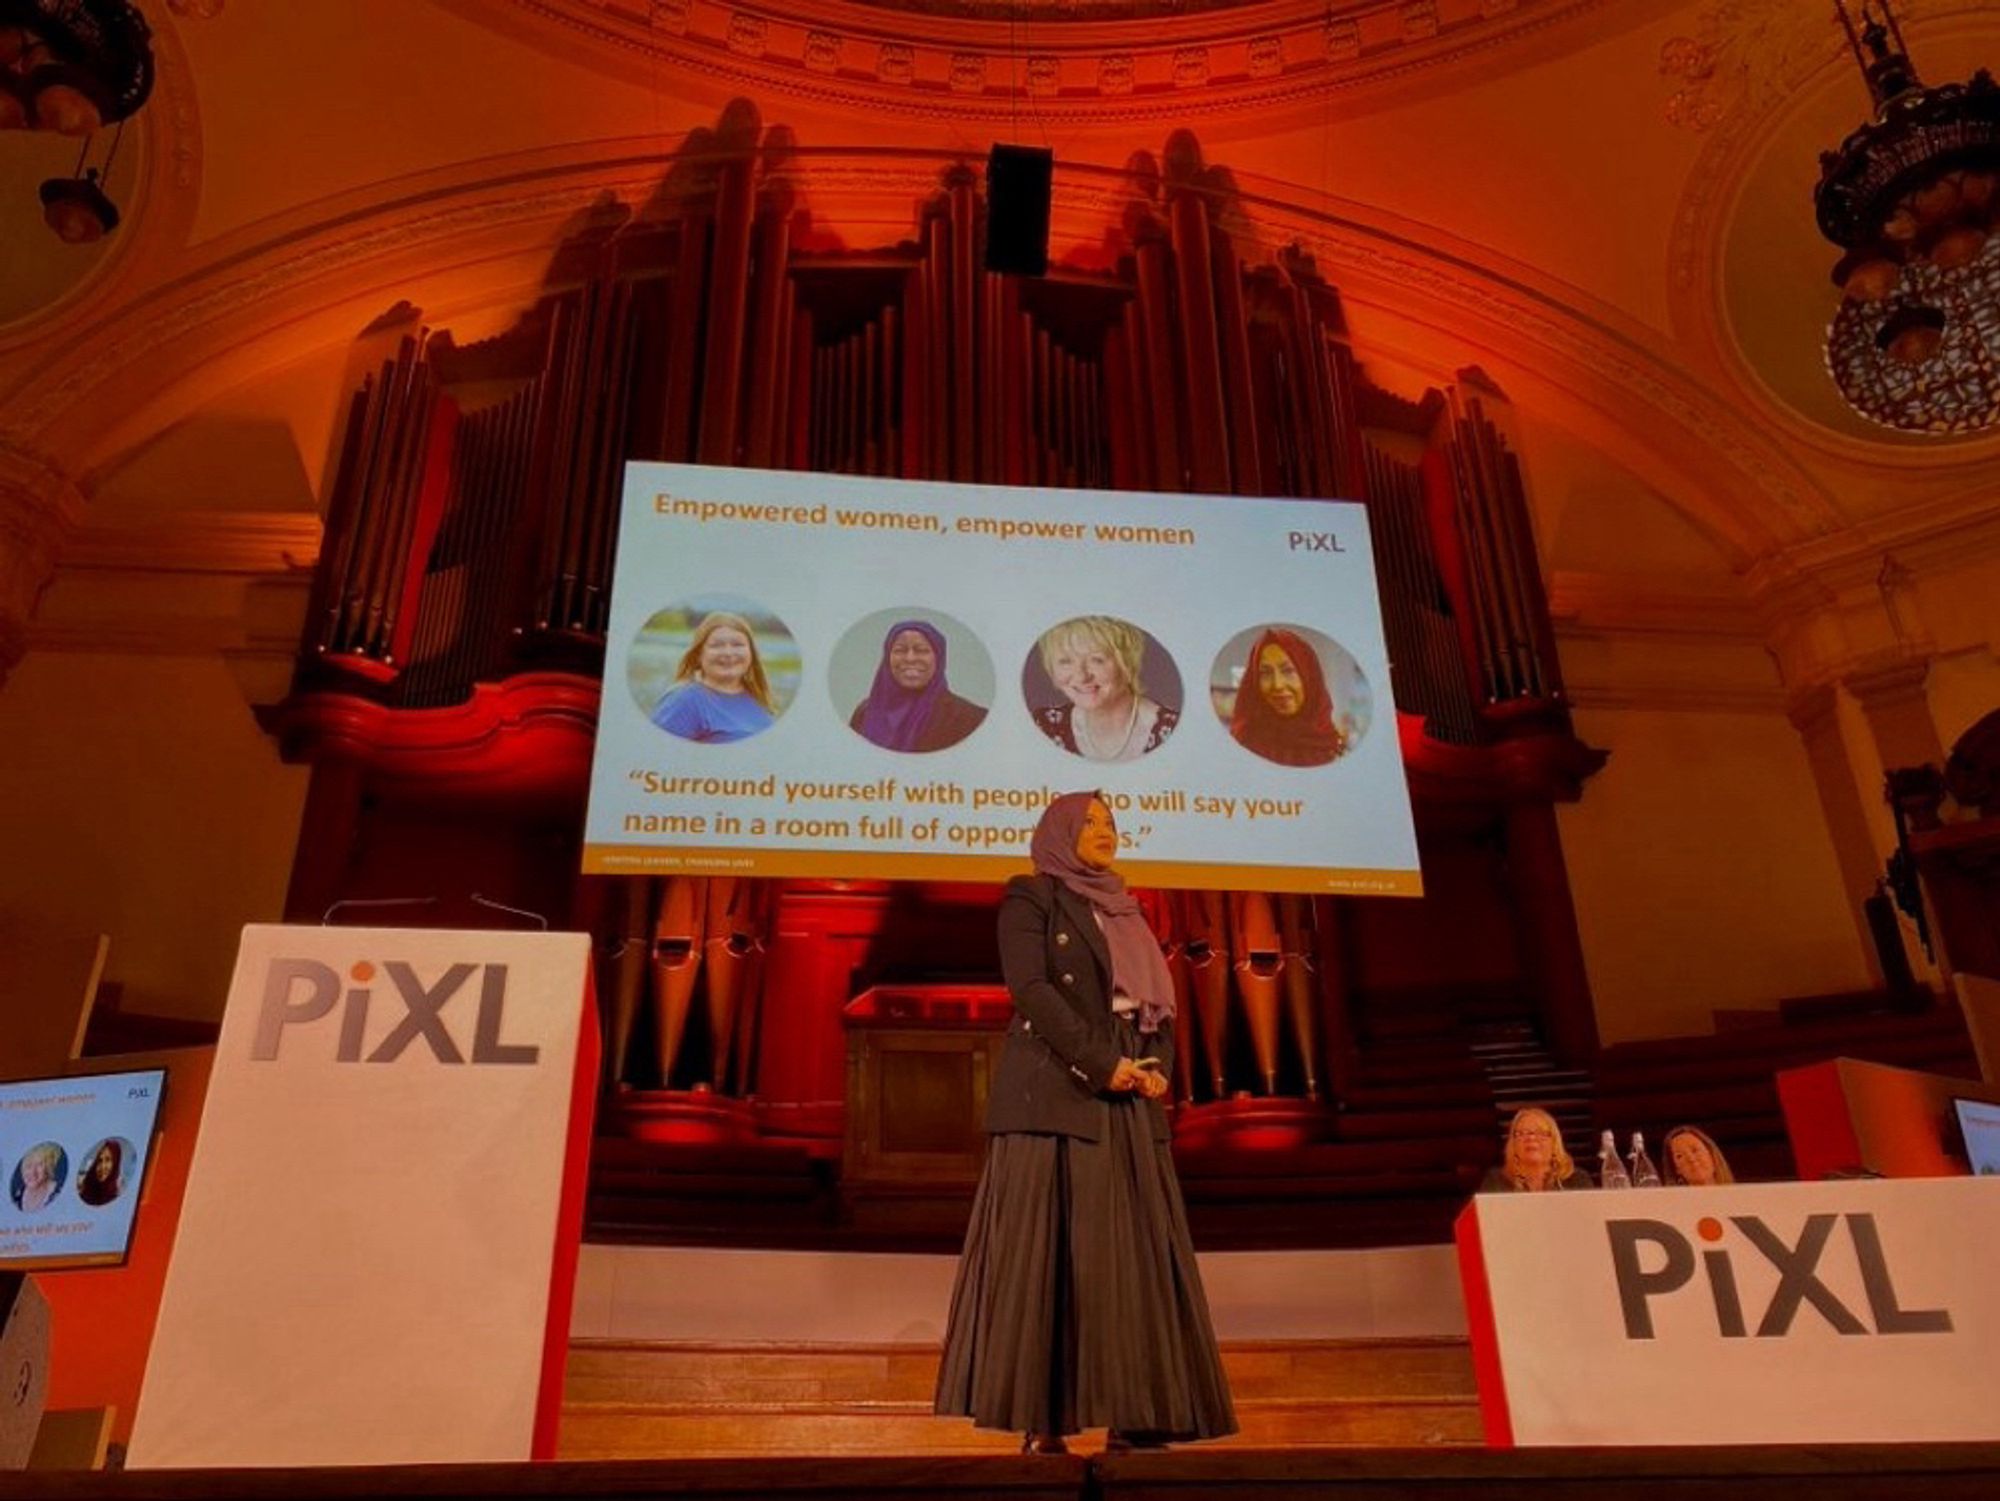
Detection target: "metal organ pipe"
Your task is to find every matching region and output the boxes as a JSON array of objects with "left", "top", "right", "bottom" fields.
[
  {"left": 1168, "top": 188, "right": 1231, "bottom": 495},
  {"left": 698, "top": 152, "right": 758, "bottom": 466}
]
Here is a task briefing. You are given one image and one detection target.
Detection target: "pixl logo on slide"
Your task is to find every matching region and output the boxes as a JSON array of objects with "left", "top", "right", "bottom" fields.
[
  {"left": 250, "top": 958, "right": 540, "bottom": 1065},
  {"left": 1606, "top": 1213, "right": 1952, "bottom": 1339},
  {"left": 1286, "top": 530, "right": 1345, "bottom": 553}
]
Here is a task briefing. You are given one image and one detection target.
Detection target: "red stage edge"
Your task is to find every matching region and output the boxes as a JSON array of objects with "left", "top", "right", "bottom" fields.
[
  {"left": 534, "top": 967, "right": 601, "bottom": 1461},
  {"left": 1453, "top": 1201, "right": 1512, "bottom": 1448}
]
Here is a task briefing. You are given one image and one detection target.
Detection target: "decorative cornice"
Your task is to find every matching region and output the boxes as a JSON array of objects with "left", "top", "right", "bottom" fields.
[
  {"left": 1547, "top": 569, "right": 1763, "bottom": 639},
  {"left": 21, "top": 508, "right": 316, "bottom": 680},
  {"left": 459, "top": 0, "right": 1620, "bottom": 125},
  {"left": 61, "top": 510, "right": 323, "bottom": 576},
  {"left": 1561, "top": 679, "right": 1787, "bottom": 715},
  {"left": 1842, "top": 653, "right": 1934, "bottom": 714},
  {"left": 26, "top": 610, "right": 297, "bottom": 659},
  {"left": 1744, "top": 478, "right": 2000, "bottom": 607},
  {"left": 1551, "top": 570, "right": 1789, "bottom": 716}
]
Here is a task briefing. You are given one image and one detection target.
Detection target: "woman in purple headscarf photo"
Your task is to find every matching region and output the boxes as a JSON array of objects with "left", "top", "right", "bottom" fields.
[
  {"left": 934, "top": 792, "right": 1235, "bottom": 1454},
  {"left": 847, "top": 619, "right": 987, "bottom": 753}
]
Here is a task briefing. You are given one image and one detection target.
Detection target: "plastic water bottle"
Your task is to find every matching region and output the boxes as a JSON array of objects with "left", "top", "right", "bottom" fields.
[
  {"left": 1597, "top": 1129, "right": 1632, "bottom": 1189},
  {"left": 1628, "top": 1131, "right": 1663, "bottom": 1188}
]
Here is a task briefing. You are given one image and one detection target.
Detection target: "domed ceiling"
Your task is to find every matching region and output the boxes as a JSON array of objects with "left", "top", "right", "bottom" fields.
[
  {"left": 456, "top": 0, "right": 1625, "bottom": 123},
  {"left": 1640, "top": 0, "right": 2000, "bottom": 459}
]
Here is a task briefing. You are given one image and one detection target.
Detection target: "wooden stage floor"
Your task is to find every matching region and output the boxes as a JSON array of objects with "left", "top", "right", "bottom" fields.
[
  {"left": 558, "top": 1338, "right": 1481, "bottom": 1457},
  {"left": 5, "top": 1447, "right": 2000, "bottom": 1501},
  {"left": 8, "top": 1340, "right": 1994, "bottom": 1498}
]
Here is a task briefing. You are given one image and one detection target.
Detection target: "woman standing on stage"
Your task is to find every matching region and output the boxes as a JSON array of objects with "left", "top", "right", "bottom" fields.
[{"left": 935, "top": 792, "right": 1236, "bottom": 1453}]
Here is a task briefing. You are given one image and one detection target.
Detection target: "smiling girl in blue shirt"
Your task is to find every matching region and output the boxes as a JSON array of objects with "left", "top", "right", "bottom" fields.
[{"left": 651, "top": 611, "right": 778, "bottom": 743}]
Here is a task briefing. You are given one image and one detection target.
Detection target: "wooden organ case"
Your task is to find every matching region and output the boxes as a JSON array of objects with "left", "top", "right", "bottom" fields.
[{"left": 260, "top": 114, "right": 1606, "bottom": 1249}]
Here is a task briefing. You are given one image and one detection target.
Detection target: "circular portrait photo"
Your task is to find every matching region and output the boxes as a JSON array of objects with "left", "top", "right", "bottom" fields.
[
  {"left": 627, "top": 595, "right": 800, "bottom": 746},
  {"left": 1211, "top": 624, "right": 1372, "bottom": 768},
  {"left": 1024, "top": 614, "right": 1184, "bottom": 763},
  {"left": 830, "top": 609, "right": 994, "bottom": 755},
  {"left": 10, "top": 1141, "right": 68, "bottom": 1214},
  {"left": 76, "top": 1136, "right": 134, "bottom": 1208}
]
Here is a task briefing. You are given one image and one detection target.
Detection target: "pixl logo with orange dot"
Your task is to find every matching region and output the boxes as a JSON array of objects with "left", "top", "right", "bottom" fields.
[
  {"left": 249, "top": 957, "right": 540, "bottom": 1066},
  {"left": 1605, "top": 1213, "right": 1953, "bottom": 1340}
]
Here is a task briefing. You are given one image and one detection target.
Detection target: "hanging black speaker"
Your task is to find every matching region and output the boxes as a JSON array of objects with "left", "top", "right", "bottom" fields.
[{"left": 985, "top": 144, "right": 1053, "bottom": 277}]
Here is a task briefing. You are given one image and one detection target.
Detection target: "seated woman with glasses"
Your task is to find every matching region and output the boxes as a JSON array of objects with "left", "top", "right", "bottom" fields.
[{"left": 1478, "top": 1106, "right": 1594, "bottom": 1193}]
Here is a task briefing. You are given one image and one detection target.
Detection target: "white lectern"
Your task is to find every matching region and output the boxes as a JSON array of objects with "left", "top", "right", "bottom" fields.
[{"left": 129, "top": 926, "right": 598, "bottom": 1467}]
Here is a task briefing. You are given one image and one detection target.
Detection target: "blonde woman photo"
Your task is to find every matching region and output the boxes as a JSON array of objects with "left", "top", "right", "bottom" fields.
[
  {"left": 1027, "top": 616, "right": 1180, "bottom": 764},
  {"left": 10, "top": 1142, "right": 68, "bottom": 1213}
]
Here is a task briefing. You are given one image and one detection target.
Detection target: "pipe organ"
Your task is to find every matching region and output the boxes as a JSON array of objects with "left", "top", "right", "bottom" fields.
[{"left": 260, "top": 112, "right": 1605, "bottom": 1244}]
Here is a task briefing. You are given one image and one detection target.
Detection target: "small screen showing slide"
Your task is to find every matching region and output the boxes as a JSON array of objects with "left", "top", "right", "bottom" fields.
[
  {"left": 0, "top": 1068, "right": 165, "bottom": 1270},
  {"left": 583, "top": 464, "right": 1420, "bottom": 894},
  {"left": 1955, "top": 1098, "right": 2000, "bottom": 1176}
]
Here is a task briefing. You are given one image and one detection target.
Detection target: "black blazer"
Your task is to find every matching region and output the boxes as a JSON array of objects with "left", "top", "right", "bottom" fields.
[{"left": 985, "top": 873, "right": 1176, "bottom": 1143}]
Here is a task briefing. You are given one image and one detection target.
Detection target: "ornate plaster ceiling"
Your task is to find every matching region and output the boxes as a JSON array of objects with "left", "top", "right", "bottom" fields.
[
  {"left": 465, "top": 0, "right": 1628, "bottom": 124},
  {"left": 1668, "top": 1, "right": 2000, "bottom": 458}
]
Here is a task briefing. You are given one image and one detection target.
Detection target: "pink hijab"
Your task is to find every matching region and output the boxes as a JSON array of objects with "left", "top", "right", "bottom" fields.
[{"left": 1029, "top": 792, "right": 1177, "bottom": 1032}]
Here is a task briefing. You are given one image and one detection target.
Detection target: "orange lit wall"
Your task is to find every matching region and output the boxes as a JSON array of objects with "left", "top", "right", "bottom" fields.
[
  {"left": 1559, "top": 706, "right": 1873, "bottom": 1041},
  {"left": 0, "top": 654, "right": 305, "bottom": 1022}
]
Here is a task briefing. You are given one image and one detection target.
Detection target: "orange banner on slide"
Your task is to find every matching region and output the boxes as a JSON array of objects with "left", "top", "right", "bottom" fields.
[{"left": 582, "top": 843, "right": 1422, "bottom": 895}]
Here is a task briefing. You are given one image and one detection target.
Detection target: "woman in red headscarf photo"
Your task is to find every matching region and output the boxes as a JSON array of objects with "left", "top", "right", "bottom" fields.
[
  {"left": 1227, "top": 627, "right": 1349, "bottom": 768},
  {"left": 934, "top": 792, "right": 1235, "bottom": 1454}
]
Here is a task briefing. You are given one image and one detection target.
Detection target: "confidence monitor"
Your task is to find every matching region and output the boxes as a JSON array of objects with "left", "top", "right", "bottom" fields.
[
  {"left": 0, "top": 1068, "right": 165, "bottom": 1272},
  {"left": 1954, "top": 1097, "right": 2000, "bottom": 1175}
]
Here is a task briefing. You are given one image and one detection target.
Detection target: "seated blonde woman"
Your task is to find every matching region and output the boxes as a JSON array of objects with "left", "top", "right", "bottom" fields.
[
  {"left": 1661, "top": 1124, "right": 1736, "bottom": 1187},
  {"left": 1478, "top": 1107, "right": 1594, "bottom": 1193}
]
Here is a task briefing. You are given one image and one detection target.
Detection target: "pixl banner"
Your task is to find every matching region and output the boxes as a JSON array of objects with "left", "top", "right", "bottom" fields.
[
  {"left": 1457, "top": 1178, "right": 2000, "bottom": 1446},
  {"left": 127, "top": 926, "right": 597, "bottom": 1468}
]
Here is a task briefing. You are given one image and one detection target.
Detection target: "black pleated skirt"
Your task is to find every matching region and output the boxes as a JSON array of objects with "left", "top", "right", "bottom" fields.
[{"left": 933, "top": 1046, "right": 1237, "bottom": 1440}]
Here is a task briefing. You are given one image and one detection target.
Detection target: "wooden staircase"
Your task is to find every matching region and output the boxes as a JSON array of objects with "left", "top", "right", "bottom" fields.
[
  {"left": 557, "top": 1339, "right": 1481, "bottom": 1459},
  {"left": 1468, "top": 1020, "right": 1593, "bottom": 1165}
]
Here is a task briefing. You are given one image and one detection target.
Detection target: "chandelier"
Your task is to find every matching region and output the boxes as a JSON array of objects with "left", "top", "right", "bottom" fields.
[
  {"left": 1816, "top": 1, "right": 2000, "bottom": 434},
  {"left": 1, "top": 0, "right": 153, "bottom": 243}
]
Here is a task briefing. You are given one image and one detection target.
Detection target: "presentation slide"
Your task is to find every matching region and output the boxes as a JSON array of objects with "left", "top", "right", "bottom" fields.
[
  {"left": 0, "top": 1068, "right": 164, "bottom": 1271},
  {"left": 582, "top": 464, "right": 1420, "bottom": 895}
]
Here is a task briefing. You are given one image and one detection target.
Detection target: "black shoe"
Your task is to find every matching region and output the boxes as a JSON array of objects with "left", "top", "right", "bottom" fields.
[{"left": 1022, "top": 1433, "right": 1069, "bottom": 1455}]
